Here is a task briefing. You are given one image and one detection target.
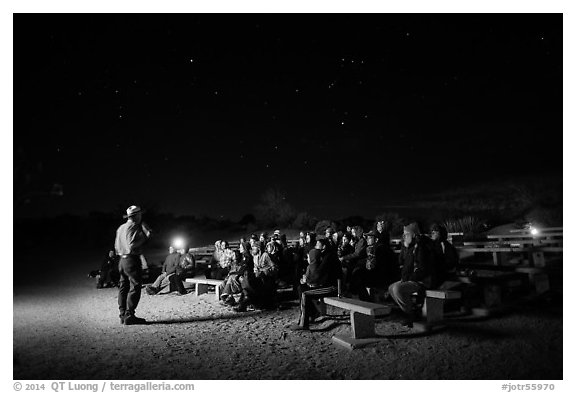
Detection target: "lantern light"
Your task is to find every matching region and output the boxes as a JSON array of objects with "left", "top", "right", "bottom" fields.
[{"left": 172, "top": 237, "right": 185, "bottom": 249}]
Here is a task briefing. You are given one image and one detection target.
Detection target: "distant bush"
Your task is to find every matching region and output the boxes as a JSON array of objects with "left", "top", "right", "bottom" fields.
[
  {"left": 444, "top": 216, "right": 486, "bottom": 239},
  {"left": 524, "top": 206, "right": 563, "bottom": 227},
  {"left": 291, "top": 212, "right": 318, "bottom": 230},
  {"left": 254, "top": 188, "right": 297, "bottom": 227},
  {"left": 314, "top": 220, "right": 337, "bottom": 236}
]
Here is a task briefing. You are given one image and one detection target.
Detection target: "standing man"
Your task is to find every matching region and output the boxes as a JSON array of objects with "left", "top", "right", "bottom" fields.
[{"left": 115, "top": 205, "right": 152, "bottom": 325}]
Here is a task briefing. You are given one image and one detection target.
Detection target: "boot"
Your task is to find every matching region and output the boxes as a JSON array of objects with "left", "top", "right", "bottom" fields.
[{"left": 124, "top": 314, "right": 147, "bottom": 325}]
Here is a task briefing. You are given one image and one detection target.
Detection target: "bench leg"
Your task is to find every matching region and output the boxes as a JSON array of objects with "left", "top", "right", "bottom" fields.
[
  {"left": 350, "top": 311, "right": 375, "bottom": 339},
  {"left": 215, "top": 285, "right": 221, "bottom": 299},
  {"left": 423, "top": 297, "right": 444, "bottom": 325},
  {"left": 196, "top": 283, "right": 209, "bottom": 296}
]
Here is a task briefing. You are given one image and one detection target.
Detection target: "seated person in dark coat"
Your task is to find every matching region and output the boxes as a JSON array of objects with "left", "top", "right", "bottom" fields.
[
  {"left": 337, "top": 232, "right": 355, "bottom": 259},
  {"left": 178, "top": 247, "right": 196, "bottom": 280},
  {"left": 94, "top": 250, "right": 120, "bottom": 289},
  {"left": 388, "top": 223, "right": 435, "bottom": 327},
  {"left": 350, "top": 230, "right": 400, "bottom": 301},
  {"left": 430, "top": 223, "right": 459, "bottom": 287},
  {"left": 338, "top": 226, "right": 367, "bottom": 288},
  {"left": 289, "top": 238, "right": 342, "bottom": 330},
  {"left": 146, "top": 247, "right": 186, "bottom": 295}
]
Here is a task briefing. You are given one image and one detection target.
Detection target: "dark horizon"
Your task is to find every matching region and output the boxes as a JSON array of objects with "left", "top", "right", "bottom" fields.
[{"left": 14, "top": 14, "right": 562, "bottom": 220}]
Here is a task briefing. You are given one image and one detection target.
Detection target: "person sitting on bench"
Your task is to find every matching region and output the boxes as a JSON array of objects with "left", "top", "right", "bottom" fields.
[
  {"left": 388, "top": 222, "right": 435, "bottom": 327},
  {"left": 206, "top": 240, "right": 234, "bottom": 280},
  {"left": 430, "top": 223, "right": 459, "bottom": 286},
  {"left": 289, "top": 238, "right": 342, "bottom": 330},
  {"left": 234, "top": 242, "right": 279, "bottom": 312},
  {"left": 337, "top": 232, "right": 354, "bottom": 259},
  {"left": 338, "top": 226, "right": 368, "bottom": 290},
  {"left": 350, "top": 230, "right": 400, "bottom": 301},
  {"left": 219, "top": 241, "right": 253, "bottom": 306},
  {"left": 90, "top": 250, "right": 120, "bottom": 289},
  {"left": 177, "top": 247, "right": 196, "bottom": 280},
  {"left": 146, "top": 247, "right": 187, "bottom": 295}
]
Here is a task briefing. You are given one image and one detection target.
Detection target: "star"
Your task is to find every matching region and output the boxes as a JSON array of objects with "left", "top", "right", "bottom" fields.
[{"left": 341, "top": 121, "right": 345, "bottom": 125}]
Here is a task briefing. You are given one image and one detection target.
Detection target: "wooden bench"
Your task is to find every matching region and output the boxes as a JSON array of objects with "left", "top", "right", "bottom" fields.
[
  {"left": 323, "top": 296, "right": 391, "bottom": 349},
  {"left": 185, "top": 278, "right": 224, "bottom": 298}
]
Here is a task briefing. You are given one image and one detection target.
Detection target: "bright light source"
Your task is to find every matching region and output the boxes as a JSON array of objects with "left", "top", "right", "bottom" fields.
[
  {"left": 530, "top": 228, "right": 539, "bottom": 235},
  {"left": 172, "top": 237, "right": 185, "bottom": 249}
]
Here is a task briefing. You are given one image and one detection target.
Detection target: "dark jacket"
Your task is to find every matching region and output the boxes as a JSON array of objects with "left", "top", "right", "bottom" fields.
[
  {"left": 399, "top": 237, "right": 433, "bottom": 286},
  {"left": 337, "top": 243, "right": 354, "bottom": 258},
  {"left": 367, "top": 243, "right": 400, "bottom": 285},
  {"left": 431, "top": 239, "right": 459, "bottom": 284},
  {"left": 375, "top": 230, "right": 390, "bottom": 246},
  {"left": 101, "top": 254, "right": 119, "bottom": 271},
  {"left": 230, "top": 250, "right": 252, "bottom": 276},
  {"left": 340, "top": 237, "right": 367, "bottom": 265},
  {"left": 305, "top": 249, "right": 342, "bottom": 287}
]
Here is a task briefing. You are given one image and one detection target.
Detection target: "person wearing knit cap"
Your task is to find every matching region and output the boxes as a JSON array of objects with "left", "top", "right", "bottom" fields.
[
  {"left": 388, "top": 222, "right": 435, "bottom": 328},
  {"left": 289, "top": 238, "right": 341, "bottom": 330}
]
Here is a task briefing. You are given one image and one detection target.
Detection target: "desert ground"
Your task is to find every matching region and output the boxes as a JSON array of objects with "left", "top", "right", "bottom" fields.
[{"left": 13, "top": 246, "right": 562, "bottom": 380}]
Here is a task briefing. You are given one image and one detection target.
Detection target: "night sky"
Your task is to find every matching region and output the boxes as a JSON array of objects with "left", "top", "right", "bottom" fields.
[{"left": 14, "top": 14, "right": 562, "bottom": 220}]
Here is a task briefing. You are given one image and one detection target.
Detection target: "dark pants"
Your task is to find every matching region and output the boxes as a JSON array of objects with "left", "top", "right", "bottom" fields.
[
  {"left": 118, "top": 256, "right": 143, "bottom": 318},
  {"left": 98, "top": 265, "right": 120, "bottom": 288},
  {"left": 388, "top": 280, "right": 425, "bottom": 317},
  {"left": 350, "top": 266, "right": 390, "bottom": 301},
  {"left": 297, "top": 284, "right": 337, "bottom": 327},
  {"left": 341, "top": 260, "right": 359, "bottom": 287},
  {"left": 205, "top": 266, "right": 229, "bottom": 280},
  {"left": 241, "top": 271, "right": 276, "bottom": 308}
]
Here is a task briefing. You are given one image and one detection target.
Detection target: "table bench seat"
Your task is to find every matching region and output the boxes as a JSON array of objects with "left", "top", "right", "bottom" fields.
[
  {"left": 185, "top": 278, "right": 224, "bottom": 298},
  {"left": 324, "top": 297, "right": 391, "bottom": 349}
]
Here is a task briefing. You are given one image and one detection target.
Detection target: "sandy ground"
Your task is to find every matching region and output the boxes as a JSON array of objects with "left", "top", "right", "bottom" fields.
[{"left": 13, "top": 249, "right": 563, "bottom": 380}]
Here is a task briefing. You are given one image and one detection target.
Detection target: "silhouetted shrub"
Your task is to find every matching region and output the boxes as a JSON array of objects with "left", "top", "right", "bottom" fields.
[
  {"left": 314, "top": 220, "right": 337, "bottom": 236},
  {"left": 292, "top": 212, "right": 317, "bottom": 230},
  {"left": 444, "top": 216, "right": 486, "bottom": 240}
]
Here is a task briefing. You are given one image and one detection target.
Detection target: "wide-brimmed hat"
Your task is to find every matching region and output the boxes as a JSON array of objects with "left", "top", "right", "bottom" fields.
[{"left": 123, "top": 205, "right": 143, "bottom": 218}]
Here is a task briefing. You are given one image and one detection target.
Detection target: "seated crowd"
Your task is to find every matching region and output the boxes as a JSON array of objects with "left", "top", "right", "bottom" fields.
[{"left": 143, "top": 222, "right": 459, "bottom": 328}]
